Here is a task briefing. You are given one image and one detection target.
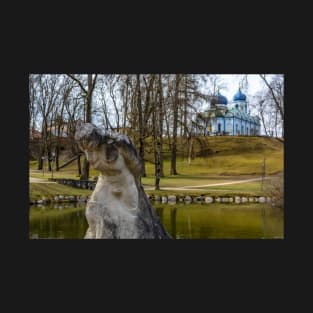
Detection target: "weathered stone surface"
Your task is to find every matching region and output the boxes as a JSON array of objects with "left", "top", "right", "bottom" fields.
[
  {"left": 193, "top": 196, "right": 203, "bottom": 203},
  {"left": 78, "top": 195, "right": 87, "bottom": 202},
  {"left": 183, "top": 196, "right": 191, "bottom": 204},
  {"left": 75, "top": 122, "right": 171, "bottom": 239},
  {"left": 235, "top": 196, "right": 241, "bottom": 204},
  {"left": 41, "top": 197, "right": 49, "bottom": 203},
  {"left": 205, "top": 196, "right": 214, "bottom": 203},
  {"left": 241, "top": 197, "right": 248, "bottom": 203},
  {"left": 154, "top": 195, "right": 161, "bottom": 202},
  {"left": 168, "top": 195, "right": 177, "bottom": 202}
]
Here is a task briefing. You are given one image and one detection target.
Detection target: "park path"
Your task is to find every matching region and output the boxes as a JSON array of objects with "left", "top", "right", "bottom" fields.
[
  {"left": 29, "top": 173, "right": 268, "bottom": 190},
  {"left": 143, "top": 177, "right": 269, "bottom": 191},
  {"left": 29, "top": 177, "right": 56, "bottom": 183}
]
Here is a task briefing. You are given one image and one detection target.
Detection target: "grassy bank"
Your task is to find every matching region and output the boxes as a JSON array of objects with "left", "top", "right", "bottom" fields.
[
  {"left": 29, "top": 136, "right": 283, "bottom": 200},
  {"left": 29, "top": 181, "right": 269, "bottom": 203},
  {"left": 29, "top": 183, "right": 92, "bottom": 202}
]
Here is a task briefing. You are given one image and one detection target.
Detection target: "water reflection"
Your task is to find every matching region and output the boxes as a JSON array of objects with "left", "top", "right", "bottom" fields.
[
  {"left": 154, "top": 203, "right": 284, "bottom": 239},
  {"left": 29, "top": 203, "right": 88, "bottom": 239},
  {"left": 29, "top": 203, "right": 284, "bottom": 239},
  {"left": 170, "top": 207, "right": 177, "bottom": 239}
]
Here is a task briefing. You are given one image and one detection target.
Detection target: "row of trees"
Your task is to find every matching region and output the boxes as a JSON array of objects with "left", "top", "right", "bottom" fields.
[{"left": 29, "top": 74, "right": 284, "bottom": 188}]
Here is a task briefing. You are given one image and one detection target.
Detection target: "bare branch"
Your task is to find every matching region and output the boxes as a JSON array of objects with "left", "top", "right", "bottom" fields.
[{"left": 67, "top": 74, "right": 88, "bottom": 94}]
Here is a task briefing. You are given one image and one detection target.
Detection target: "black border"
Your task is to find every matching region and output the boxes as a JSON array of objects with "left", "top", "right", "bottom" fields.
[{"left": 3, "top": 9, "right": 303, "bottom": 300}]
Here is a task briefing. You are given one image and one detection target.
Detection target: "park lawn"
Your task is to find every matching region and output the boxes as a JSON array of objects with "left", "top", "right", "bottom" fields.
[
  {"left": 29, "top": 136, "right": 283, "bottom": 199},
  {"left": 144, "top": 151, "right": 283, "bottom": 177},
  {"left": 196, "top": 181, "right": 267, "bottom": 195},
  {"left": 29, "top": 167, "right": 100, "bottom": 180},
  {"left": 29, "top": 180, "right": 264, "bottom": 202},
  {"left": 141, "top": 174, "right": 265, "bottom": 188},
  {"left": 29, "top": 183, "right": 92, "bottom": 201}
]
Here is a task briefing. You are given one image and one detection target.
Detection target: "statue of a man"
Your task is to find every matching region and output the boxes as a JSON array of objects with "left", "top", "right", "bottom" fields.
[{"left": 75, "top": 121, "right": 171, "bottom": 239}]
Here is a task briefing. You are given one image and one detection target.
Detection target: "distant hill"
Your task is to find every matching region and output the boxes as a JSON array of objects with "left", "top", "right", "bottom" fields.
[
  {"left": 144, "top": 136, "right": 284, "bottom": 176},
  {"left": 145, "top": 135, "right": 283, "bottom": 158},
  {"left": 191, "top": 136, "right": 283, "bottom": 157},
  {"left": 30, "top": 135, "right": 284, "bottom": 176}
]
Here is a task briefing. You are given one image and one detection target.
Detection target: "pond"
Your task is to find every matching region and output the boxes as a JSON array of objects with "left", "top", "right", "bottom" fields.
[{"left": 29, "top": 203, "right": 284, "bottom": 239}]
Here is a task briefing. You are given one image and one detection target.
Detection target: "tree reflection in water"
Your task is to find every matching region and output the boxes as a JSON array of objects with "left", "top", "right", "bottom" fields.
[{"left": 29, "top": 203, "right": 284, "bottom": 239}]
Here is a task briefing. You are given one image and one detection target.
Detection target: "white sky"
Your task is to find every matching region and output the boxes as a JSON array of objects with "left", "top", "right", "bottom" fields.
[{"left": 216, "top": 74, "right": 265, "bottom": 101}]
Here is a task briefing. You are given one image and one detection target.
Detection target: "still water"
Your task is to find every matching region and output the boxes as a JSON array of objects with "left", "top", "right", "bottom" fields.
[{"left": 29, "top": 203, "right": 284, "bottom": 239}]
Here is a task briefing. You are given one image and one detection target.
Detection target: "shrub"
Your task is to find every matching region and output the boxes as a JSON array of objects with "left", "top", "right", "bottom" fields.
[{"left": 264, "top": 173, "right": 284, "bottom": 209}]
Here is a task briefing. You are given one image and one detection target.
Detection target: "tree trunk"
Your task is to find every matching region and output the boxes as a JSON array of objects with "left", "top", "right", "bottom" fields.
[
  {"left": 158, "top": 74, "right": 164, "bottom": 177},
  {"left": 82, "top": 156, "right": 89, "bottom": 180},
  {"left": 38, "top": 154, "right": 43, "bottom": 170},
  {"left": 122, "top": 75, "right": 130, "bottom": 134},
  {"left": 183, "top": 75, "right": 188, "bottom": 137},
  {"left": 55, "top": 145, "right": 60, "bottom": 170},
  {"left": 188, "top": 136, "right": 193, "bottom": 165},
  {"left": 67, "top": 74, "right": 97, "bottom": 180},
  {"left": 82, "top": 74, "right": 94, "bottom": 180},
  {"left": 274, "top": 109, "right": 278, "bottom": 138},
  {"left": 77, "top": 155, "right": 82, "bottom": 176},
  {"left": 170, "top": 74, "right": 180, "bottom": 175},
  {"left": 259, "top": 102, "right": 268, "bottom": 137},
  {"left": 152, "top": 102, "right": 160, "bottom": 190},
  {"left": 153, "top": 74, "right": 165, "bottom": 189},
  {"left": 155, "top": 146, "right": 161, "bottom": 190},
  {"left": 136, "top": 74, "right": 146, "bottom": 177}
]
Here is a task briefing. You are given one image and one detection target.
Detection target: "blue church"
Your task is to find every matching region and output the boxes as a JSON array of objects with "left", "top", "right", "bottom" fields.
[{"left": 196, "top": 88, "right": 261, "bottom": 136}]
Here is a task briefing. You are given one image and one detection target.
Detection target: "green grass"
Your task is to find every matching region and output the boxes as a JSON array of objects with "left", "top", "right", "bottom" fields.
[
  {"left": 29, "top": 183, "right": 92, "bottom": 201},
  {"left": 29, "top": 136, "right": 283, "bottom": 198},
  {"left": 201, "top": 181, "right": 264, "bottom": 194}
]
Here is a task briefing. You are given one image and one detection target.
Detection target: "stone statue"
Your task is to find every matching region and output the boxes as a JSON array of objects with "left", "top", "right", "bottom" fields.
[{"left": 75, "top": 121, "right": 171, "bottom": 239}]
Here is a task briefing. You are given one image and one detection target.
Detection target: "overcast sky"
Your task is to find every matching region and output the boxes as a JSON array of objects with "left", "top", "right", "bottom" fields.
[{"left": 211, "top": 74, "right": 265, "bottom": 101}]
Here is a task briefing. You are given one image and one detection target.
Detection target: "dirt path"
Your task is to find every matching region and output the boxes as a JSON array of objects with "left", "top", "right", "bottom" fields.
[
  {"left": 29, "top": 173, "right": 268, "bottom": 190},
  {"left": 144, "top": 177, "right": 269, "bottom": 191},
  {"left": 29, "top": 177, "right": 56, "bottom": 183}
]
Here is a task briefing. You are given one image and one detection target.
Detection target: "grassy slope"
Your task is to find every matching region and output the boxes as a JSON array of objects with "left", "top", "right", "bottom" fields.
[
  {"left": 30, "top": 183, "right": 92, "bottom": 201},
  {"left": 29, "top": 136, "right": 283, "bottom": 199}
]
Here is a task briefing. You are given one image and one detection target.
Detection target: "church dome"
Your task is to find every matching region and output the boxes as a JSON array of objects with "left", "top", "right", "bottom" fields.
[
  {"left": 211, "top": 91, "right": 228, "bottom": 105},
  {"left": 233, "top": 89, "right": 246, "bottom": 101},
  {"left": 217, "top": 92, "right": 228, "bottom": 105}
]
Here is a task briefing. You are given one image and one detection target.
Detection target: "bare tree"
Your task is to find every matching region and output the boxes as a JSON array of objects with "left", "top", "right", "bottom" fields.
[
  {"left": 170, "top": 74, "right": 182, "bottom": 175},
  {"left": 259, "top": 74, "right": 284, "bottom": 138},
  {"left": 152, "top": 74, "right": 165, "bottom": 190},
  {"left": 36, "top": 74, "right": 59, "bottom": 170},
  {"left": 52, "top": 76, "right": 75, "bottom": 170},
  {"left": 67, "top": 74, "right": 98, "bottom": 179}
]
